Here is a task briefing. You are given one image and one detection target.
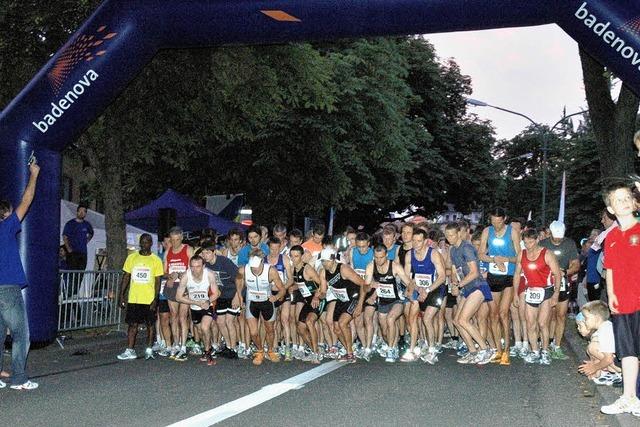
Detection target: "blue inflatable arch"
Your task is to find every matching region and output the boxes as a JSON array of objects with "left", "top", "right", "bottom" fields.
[{"left": 2, "top": 0, "right": 640, "bottom": 342}]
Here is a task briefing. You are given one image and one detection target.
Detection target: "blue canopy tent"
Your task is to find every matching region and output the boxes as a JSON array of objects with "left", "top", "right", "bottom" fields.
[{"left": 125, "top": 189, "right": 244, "bottom": 235}]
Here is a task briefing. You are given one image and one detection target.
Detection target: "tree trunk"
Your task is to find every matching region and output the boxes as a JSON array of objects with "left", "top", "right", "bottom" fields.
[
  {"left": 579, "top": 48, "right": 638, "bottom": 180},
  {"left": 82, "top": 134, "right": 127, "bottom": 271}
]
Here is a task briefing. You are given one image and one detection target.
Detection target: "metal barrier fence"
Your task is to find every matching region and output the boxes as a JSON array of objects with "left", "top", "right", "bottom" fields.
[{"left": 58, "top": 270, "right": 123, "bottom": 332}]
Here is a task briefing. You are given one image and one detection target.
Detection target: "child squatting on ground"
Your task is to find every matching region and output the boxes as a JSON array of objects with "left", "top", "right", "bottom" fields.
[{"left": 576, "top": 301, "right": 622, "bottom": 386}]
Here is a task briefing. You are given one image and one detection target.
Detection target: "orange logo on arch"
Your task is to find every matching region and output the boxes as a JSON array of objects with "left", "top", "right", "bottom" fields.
[{"left": 47, "top": 25, "right": 118, "bottom": 95}]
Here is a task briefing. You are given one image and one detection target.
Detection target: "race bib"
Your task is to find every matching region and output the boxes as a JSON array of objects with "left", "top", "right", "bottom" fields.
[
  {"left": 414, "top": 273, "right": 432, "bottom": 288},
  {"left": 325, "top": 287, "right": 336, "bottom": 302},
  {"left": 189, "top": 291, "right": 208, "bottom": 301},
  {"left": 525, "top": 287, "right": 545, "bottom": 304},
  {"left": 131, "top": 267, "right": 151, "bottom": 284},
  {"left": 489, "top": 261, "right": 509, "bottom": 276},
  {"left": 248, "top": 289, "right": 268, "bottom": 302},
  {"left": 355, "top": 269, "right": 366, "bottom": 279},
  {"left": 297, "top": 282, "right": 311, "bottom": 298},
  {"left": 376, "top": 282, "right": 395, "bottom": 298},
  {"left": 332, "top": 287, "right": 350, "bottom": 302},
  {"left": 168, "top": 264, "right": 186, "bottom": 274},
  {"left": 560, "top": 277, "right": 567, "bottom": 292}
]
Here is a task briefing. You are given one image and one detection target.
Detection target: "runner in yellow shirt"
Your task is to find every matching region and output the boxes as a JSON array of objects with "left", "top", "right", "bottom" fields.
[{"left": 118, "top": 234, "right": 164, "bottom": 361}]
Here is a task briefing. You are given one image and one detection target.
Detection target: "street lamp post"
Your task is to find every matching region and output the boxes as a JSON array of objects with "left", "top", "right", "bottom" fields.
[{"left": 467, "top": 98, "right": 587, "bottom": 226}]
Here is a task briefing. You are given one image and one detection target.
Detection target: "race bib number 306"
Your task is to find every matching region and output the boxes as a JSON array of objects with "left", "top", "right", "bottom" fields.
[{"left": 414, "top": 273, "right": 432, "bottom": 288}]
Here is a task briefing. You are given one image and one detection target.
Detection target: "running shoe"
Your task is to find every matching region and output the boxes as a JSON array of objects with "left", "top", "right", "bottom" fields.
[
  {"left": 345, "top": 353, "right": 357, "bottom": 364},
  {"left": 284, "top": 346, "right": 292, "bottom": 362},
  {"left": 169, "top": 345, "right": 179, "bottom": 359},
  {"left": 310, "top": 353, "right": 321, "bottom": 365},
  {"left": 174, "top": 350, "right": 188, "bottom": 362},
  {"left": 523, "top": 351, "right": 540, "bottom": 364},
  {"left": 475, "top": 349, "right": 493, "bottom": 365},
  {"left": 489, "top": 350, "right": 502, "bottom": 364},
  {"left": 9, "top": 380, "right": 38, "bottom": 391},
  {"left": 157, "top": 348, "right": 170, "bottom": 357},
  {"left": 354, "top": 347, "right": 364, "bottom": 359},
  {"left": 363, "top": 347, "right": 372, "bottom": 362},
  {"left": 117, "top": 348, "right": 137, "bottom": 360},
  {"left": 601, "top": 396, "right": 640, "bottom": 415},
  {"left": 237, "top": 345, "right": 248, "bottom": 360},
  {"left": 551, "top": 347, "right": 568, "bottom": 360},
  {"left": 267, "top": 351, "right": 280, "bottom": 363},
  {"left": 421, "top": 352, "right": 438, "bottom": 365},
  {"left": 253, "top": 350, "right": 264, "bottom": 366},
  {"left": 457, "top": 352, "right": 477, "bottom": 364},
  {"left": 191, "top": 344, "right": 203, "bottom": 356},
  {"left": 327, "top": 346, "right": 339, "bottom": 359},
  {"left": 400, "top": 351, "right": 417, "bottom": 362},
  {"left": 456, "top": 346, "right": 469, "bottom": 357},
  {"left": 0, "top": 379, "right": 5, "bottom": 389},
  {"left": 518, "top": 346, "right": 530, "bottom": 359},
  {"left": 151, "top": 341, "right": 163, "bottom": 352},
  {"left": 185, "top": 338, "right": 196, "bottom": 350},
  {"left": 207, "top": 353, "right": 217, "bottom": 366},
  {"left": 539, "top": 350, "right": 551, "bottom": 365},
  {"left": 509, "top": 345, "right": 521, "bottom": 358},
  {"left": 499, "top": 352, "right": 510, "bottom": 366},
  {"left": 144, "top": 347, "right": 155, "bottom": 361},
  {"left": 200, "top": 351, "right": 210, "bottom": 363},
  {"left": 593, "top": 372, "right": 622, "bottom": 386}
]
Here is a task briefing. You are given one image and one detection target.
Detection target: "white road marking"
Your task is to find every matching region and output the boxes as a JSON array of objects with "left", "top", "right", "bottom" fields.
[{"left": 166, "top": 361, "right": 344, "bottom": 427}]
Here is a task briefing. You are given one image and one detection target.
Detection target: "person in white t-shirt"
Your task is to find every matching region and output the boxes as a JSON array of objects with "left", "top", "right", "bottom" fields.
[{"left": 577, "top": 301, "right": 621, "bottom": 385}]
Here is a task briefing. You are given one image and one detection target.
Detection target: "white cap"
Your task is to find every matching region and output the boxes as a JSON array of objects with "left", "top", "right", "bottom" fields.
[
  {"left": 319, "top": 248, "right": 336, "bottom": 261},
  {"left": 248, "top": 256, "right": 262, "bottom": 268},
  {"left": 549, "top": 220, "right": 566, "bottom": 239}
]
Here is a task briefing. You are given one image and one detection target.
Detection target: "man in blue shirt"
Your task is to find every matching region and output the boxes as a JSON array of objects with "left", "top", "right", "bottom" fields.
[
  {"left": 0, "top": 159, "right": 40, "bottom": 391},
  {"left": 63, "top": 203, "right": 94, "bottom": 271}
]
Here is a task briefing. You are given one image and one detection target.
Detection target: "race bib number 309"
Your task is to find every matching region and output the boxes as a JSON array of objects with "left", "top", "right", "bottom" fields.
[{"left": 525, "top": 287, "right": 545, "bottom": 304}]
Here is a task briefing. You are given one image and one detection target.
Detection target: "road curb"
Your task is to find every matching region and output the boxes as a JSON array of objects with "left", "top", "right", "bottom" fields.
[{"left": 564, "top": 322, "right": 638, "bottom": 427}]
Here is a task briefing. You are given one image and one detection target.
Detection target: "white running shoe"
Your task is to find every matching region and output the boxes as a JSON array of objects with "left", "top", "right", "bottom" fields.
[
  {"left": 117, "top": 348, "right": 137, "bottom": 360},
  {"left": 539, "top": 350, "right": 551, "bottom": 365},
  {"left": 601, "top": 395, "right": 640, "bottom": 415},
  {"left": 457, "top": 352, "right": 477, "bottom": 364},
  {"left": 0, "top": 379, "right": 5, "bottom": 388},
  {"left": 10, "top": 380, "right": 38, "bottom": 391},
  {"left": 421, "top": 352, "right": 438, "bottom": 365},
  {"left": 524, "top": 351, "right": 540, "bottom": 364},
  {"left": 400, "top": 351, "right": 417, "bottom": 362},
  {"left": 144, "top": 347, "right": 155, "bottom": 360},
  {"left": 475, "top": 349, "right": 493, "bottom": 365}
]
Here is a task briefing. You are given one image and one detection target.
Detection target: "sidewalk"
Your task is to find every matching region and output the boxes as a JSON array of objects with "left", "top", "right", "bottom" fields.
[
  {"left": 3, "top": 326, "right": 126, "bottom": 381},
  {"left": 564, "top": 322, "right": 638, "bottom": 427}
]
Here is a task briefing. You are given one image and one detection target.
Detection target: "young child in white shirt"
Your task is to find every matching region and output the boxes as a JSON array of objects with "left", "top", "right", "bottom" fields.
[{"left": 576, "top": 301, "right": 621, "bottom": 385}]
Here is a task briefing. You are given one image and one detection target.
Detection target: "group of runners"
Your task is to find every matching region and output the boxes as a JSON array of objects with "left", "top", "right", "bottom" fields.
[{"left": 118, "top": 208, "right": 581, "bottom": 368}]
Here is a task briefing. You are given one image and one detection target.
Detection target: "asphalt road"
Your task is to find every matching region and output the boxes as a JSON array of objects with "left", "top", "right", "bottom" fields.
[{"left": 0, "top": 335, "right": 619, "bottom": 427}]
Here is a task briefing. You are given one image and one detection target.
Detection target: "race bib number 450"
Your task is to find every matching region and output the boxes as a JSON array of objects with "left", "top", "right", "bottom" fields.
[{"left": 132, "top": 267, "right": 151, "bottom": 284}]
